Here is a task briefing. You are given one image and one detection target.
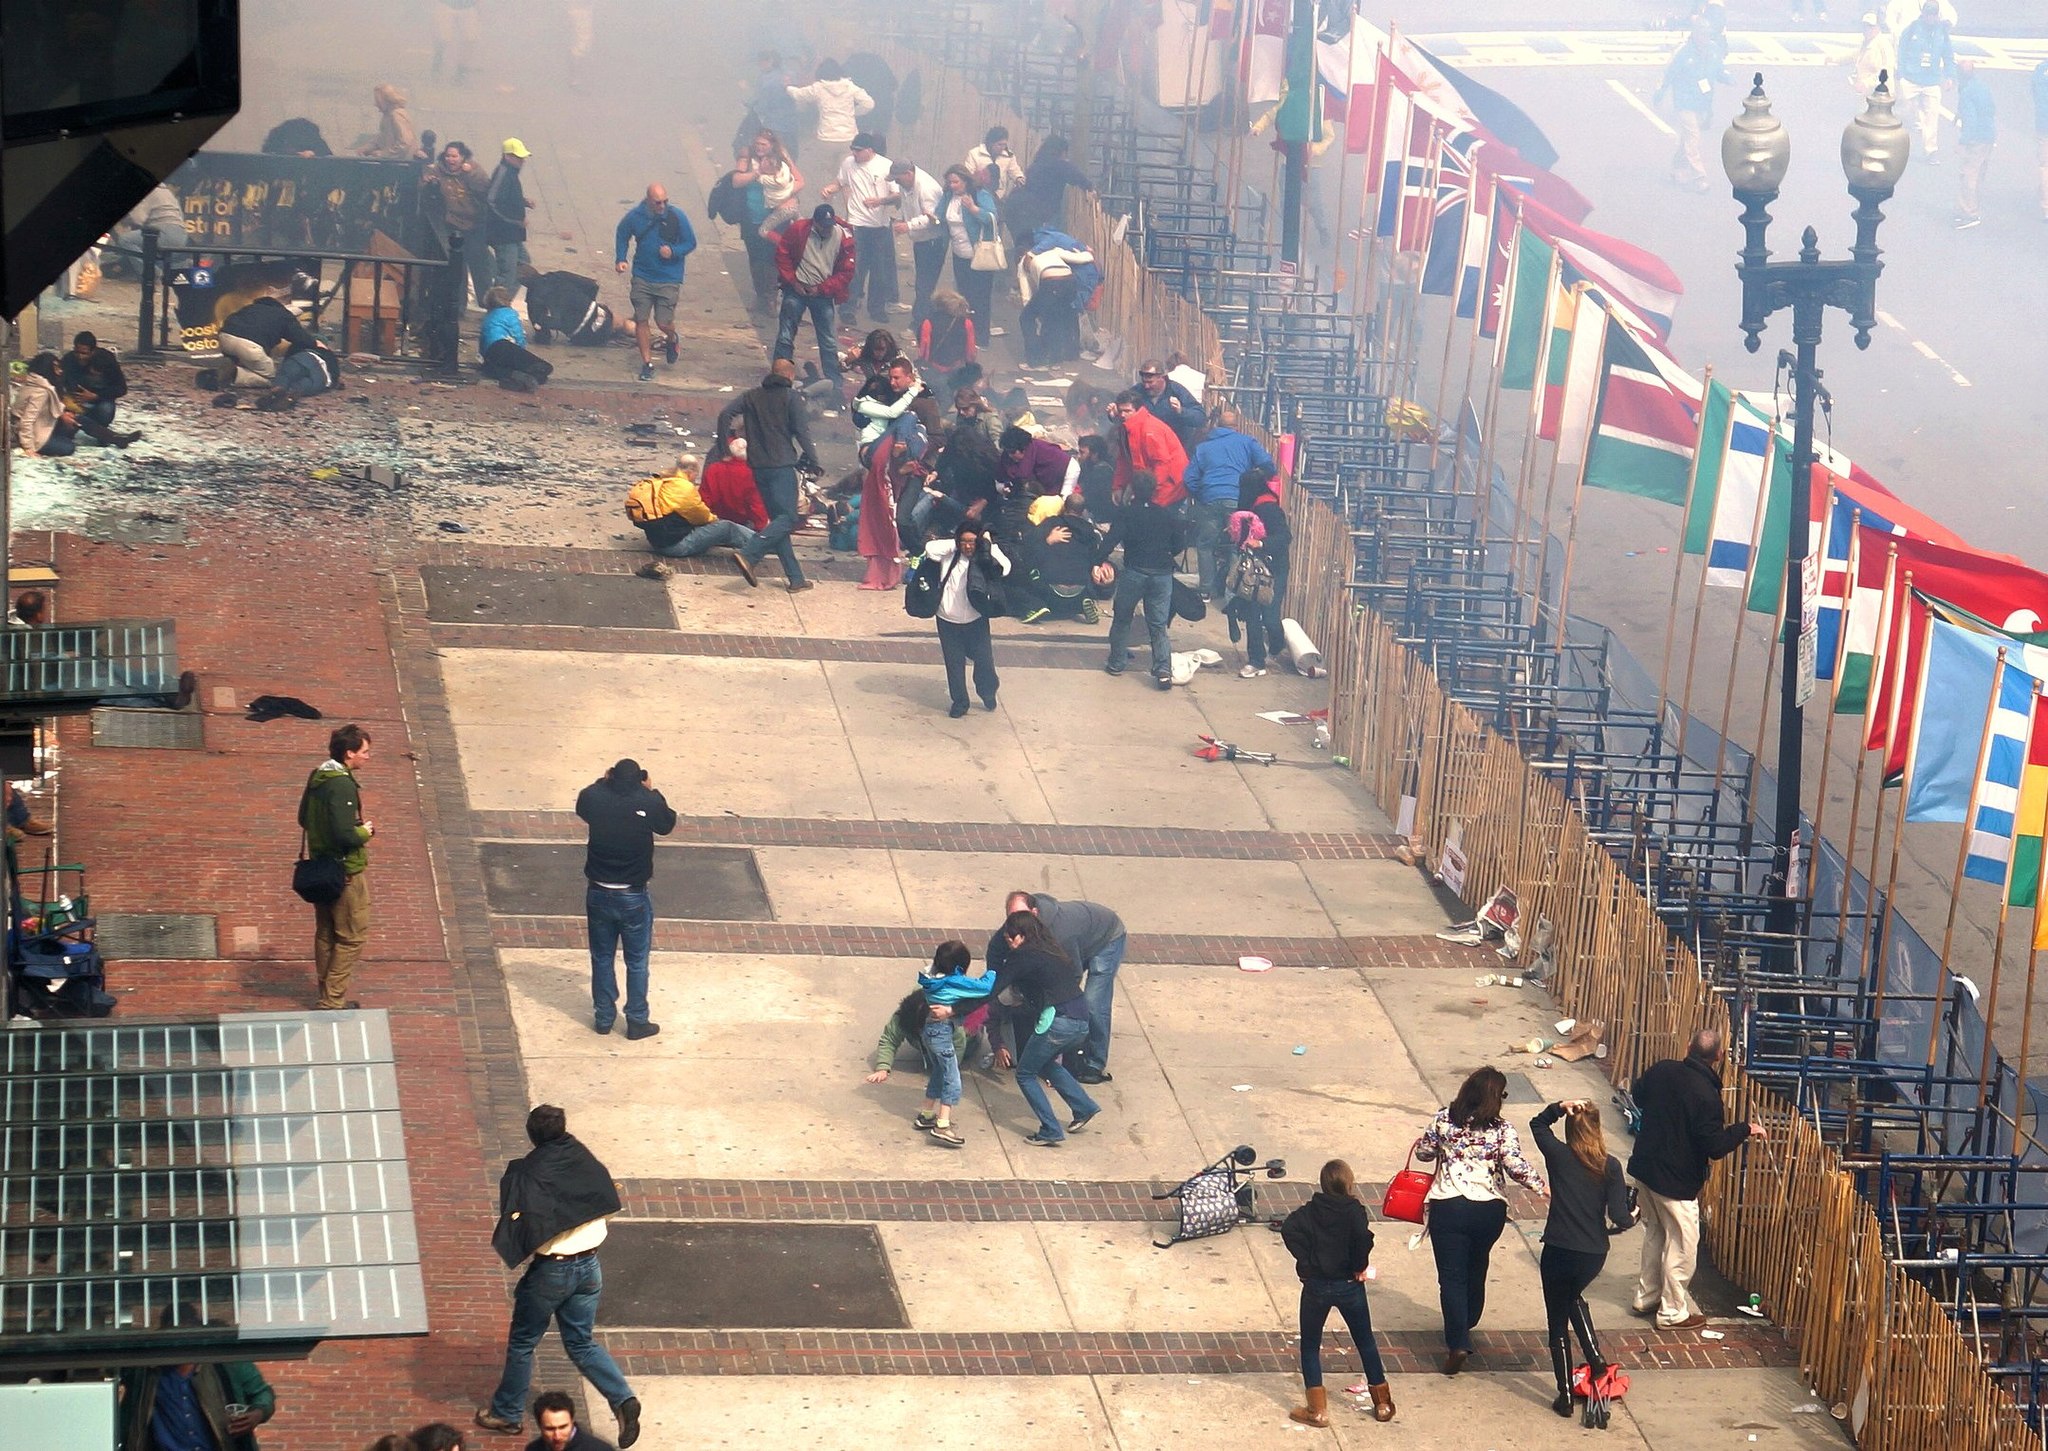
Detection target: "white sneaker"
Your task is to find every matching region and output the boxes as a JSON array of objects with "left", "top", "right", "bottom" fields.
[{"left": 1239, "top": 664, "right": 1265, "bottom": 678}]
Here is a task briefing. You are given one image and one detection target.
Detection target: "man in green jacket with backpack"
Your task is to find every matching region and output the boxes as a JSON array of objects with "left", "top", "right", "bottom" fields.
[{"left": 298, "top": 723, "right": 375, "bottom": 1010}]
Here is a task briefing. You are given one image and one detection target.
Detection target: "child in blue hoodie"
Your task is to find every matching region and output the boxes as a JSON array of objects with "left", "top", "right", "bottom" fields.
[{"left": 911, "top": 939, "right": 994, "bottom": 1146}]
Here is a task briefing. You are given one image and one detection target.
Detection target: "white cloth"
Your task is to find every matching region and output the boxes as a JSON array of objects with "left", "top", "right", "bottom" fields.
[
  {"left": 924, "top": 536, "right": 1011, "bottom": 623},
  {"left": 536, "top": 1214, "right": 610, "bottom": 1256},
  {"left": 1017, "top": 245, "right": 1092, "bottom": 303},
  {"left": 758, "top": 159, "right": 800, "bottom": 209},
  {"left": 898, "top": 167, "right": 945, "bottom": 242},
  {"left": 1850, "top": 33, "right": 1897, "bottom": 94},
  {"left": 1632, "top": 1185, "right": 1702, "bottom": 1325},
  {"left": 836, "top": 153, "right": 898, "bottom": 229},
  {"left": 787, "top": 77, "right": 874, "bottom": 144}
]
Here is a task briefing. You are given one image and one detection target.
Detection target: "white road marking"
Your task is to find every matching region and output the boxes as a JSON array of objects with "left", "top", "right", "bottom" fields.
[
  {"left": 1607, "top": 77, "right": 1676, "bottom": 137},
  {"left": 1876, "top": 308, "right": 1972, "bottom": 388}
]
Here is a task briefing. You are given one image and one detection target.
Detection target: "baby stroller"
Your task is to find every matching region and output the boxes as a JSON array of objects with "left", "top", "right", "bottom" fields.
[
  {"left": 1153, "top": 1145, "right": 1286, "bottom": 1248},
  {"left": 7, "top": 858, "right": 111, "bottom": 1019}
]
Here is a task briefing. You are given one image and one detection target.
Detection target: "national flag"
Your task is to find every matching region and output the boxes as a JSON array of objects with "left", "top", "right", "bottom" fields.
[
  {"left": 1241, "top": 0, "right": 1289, "bottom": 108},
  {"left": 1420, "top": 128, "right": 1476, "bottom": 296},
  {"left": 1684, "top": 383, "right": 1792, "bottom": 614},
  {"left": 1863, "top": 534, "right": 2048, "bottom": 778},
  {"left": 1498, "top": 222, "right": 1556, "bottom": 388},
  {"left": 1552, "top": 284, "right": 1607, "bottom": 467},
  {"left": 1516, "top": 192, "right": 1683, "bottom": 340},
  {"left": 1904, "top": 619, "right": 2041, "bottom": 890},
  {"left": 1477, "top": 184, "right": 1523, "bottom": 339},
  {"left": 1413, "top": 44, "right": 1561, "bottom": 171},
  {"left": 2012, "top": 692, "right": 2048, "bottom": 916},
  {"left": 1314, "top": 12, "right": 1382, "bottom": 151},
  {"left": 1274, "top": 0, "right": 1325, "bottom": 144},
  {"left": 1378, "top": 109, "right": 1439, "bottom": 244},
  {"left": 1363, "top": 51, "right": 1413, "bottom": 198},
  {"left": 1810, "top": 464, "right": 1963, "bottom": 684},
  {"left": 1580, "top": 314, "right": 1702, "bottom": 506}
]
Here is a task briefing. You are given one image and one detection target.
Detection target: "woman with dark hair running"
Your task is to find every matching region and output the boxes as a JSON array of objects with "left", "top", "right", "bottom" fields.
[
  {"left": 1279, "top": 1159, "right": 1396, "bottom": 1426},
  {"left": 1531, "top": 1099, "right": 1633, "bottom": 1418},
  {"left": 993, "top": 910, "right": 1100, "bottom": 1145},
  {"left": 921, "top": 520, "right": 1011, "bottom": 717},
  {"left": 1415, "top": 1065, "right": 1547, "bottom": 1374}
]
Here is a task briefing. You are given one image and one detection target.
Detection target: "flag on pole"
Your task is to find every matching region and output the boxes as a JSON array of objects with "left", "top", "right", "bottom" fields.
[
  {"left": 1314, "top": 11, "right": 1382, "bottom": 150},
  {"left": 1242, "top": 0, "right": 1290, "bottom": 107},
  {"left": 1420, "top": 129, "right": 1476, "bottom": 295},
  {"left": 1579, "top": 313, "right": 1701, "bottom": 505},
  {"left": 2012, "top": 691, "right": 2048, "bottom": 913},
  {"left": 1516, "top": 193, "right": 1684, "bottom": 340},
  {"left": 1904, "top": 621, "right": 2040, "bottom": 887},
  {"left": 1477, "top": 183, "right": 1520, "bottom": 339},
  {"left": 1498, "top": 222, "right": 1556, "bottom": 388},
  {"left": 1863, "top": 534, "right": 2048, "bottom": 776},
  {"left": 1274, "top": 0, "right": 1325, "bottom": 144},
  {"left": 1378, "top": 109, "right": 1439, "bottom": 243},
  {"left": 1552, "top": 285, "right": 1606, "bottom": 462},
  {"left": 1412, "top": 45, "right": 1562, "bottom": 170},
  {"left": 1683, "top": 384, "right": 1792, "bottom": 614}
]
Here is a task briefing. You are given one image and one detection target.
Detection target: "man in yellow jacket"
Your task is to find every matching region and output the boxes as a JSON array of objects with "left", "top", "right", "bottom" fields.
[{"left": 627, "top": 452, "right": 760, "bottom": 584}]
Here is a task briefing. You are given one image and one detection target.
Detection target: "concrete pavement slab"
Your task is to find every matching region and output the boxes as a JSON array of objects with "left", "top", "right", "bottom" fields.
[
  {"left": 441, "top": 648, "right": 874, "bottom": 818},
  {"left": 624, "top": 1375, "right": 1114, "bottom": 1451},
  {"left": 1036, "top": 1223, "right": 1295, "bottom": 1332},
  {"left": 1069, "top": 855, "right": 1339, "bottom": 937},
  {"left": 1615, "top": 1369, "right": 1849, "bottom": 1449},
  {"left": 1301, "top": 860, "right": 1457, "bottom": 936},
  {"left": 751, "top": 844, "right": 915, "bottom": 927},
  {"left": 888, "top": 848, "right": 1088, "bottom": 929},
  {"left": 876, "top": 1222, "right": 1074, "bottom": 1334}
]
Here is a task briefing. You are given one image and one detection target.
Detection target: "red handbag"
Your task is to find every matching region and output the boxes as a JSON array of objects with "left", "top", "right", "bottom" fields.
[{"left": 1380, "top": 1138, "right": 1435, "bottom": 1224}]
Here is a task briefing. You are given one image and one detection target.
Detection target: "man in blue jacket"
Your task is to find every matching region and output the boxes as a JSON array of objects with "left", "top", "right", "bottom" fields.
[
  {"left": 615, "top": 184, "right": 696, "bottom": 382},
  {"left": 1185, "top": 422, "right": 1276, "bottom": 599},
  {"left": 1655, "top": 22, "right": 1724, "bottom": 192},
  {"left": 1955, "top": 59, "right": 1994, "bottom": 228}
]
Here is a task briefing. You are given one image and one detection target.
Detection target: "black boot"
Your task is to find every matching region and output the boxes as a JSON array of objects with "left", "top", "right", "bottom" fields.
[{"left": 1549, "top": 1333, "right": 1574, "bottom": 1416}]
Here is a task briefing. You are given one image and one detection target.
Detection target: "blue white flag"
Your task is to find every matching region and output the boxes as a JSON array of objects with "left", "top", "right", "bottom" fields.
[{"left": 1906, "top": 619, "right": 2042, "bottom": 888}]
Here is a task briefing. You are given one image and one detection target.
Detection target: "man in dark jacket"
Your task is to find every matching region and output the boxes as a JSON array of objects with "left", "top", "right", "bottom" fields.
[
  {"left": 529, "top": 1390, "right": 616, "bottom": 1451},
  {"left": 298, "top": 723, "right": 374, "bottom": 1010},
  {"left": 119, "top": 1335, "right": 276, "bottom": 1451},
  {"left": 485, "top": 138, "right": 537, "bottom": 299},
  {"left": 1097, "top": 471, "right": 1187, "bottom": 689},
  {"left": 477, "top": 1107, "right": 641, "bottom": 1448},
  {"left": 57, "top": 331, "right": 142, "bottom": 445},
  {"left": 989, "top": 890, "right": 1127, "bottom": 1083},
  {"left": 1135, "top": 359, "right": 1207, "bottom": 447},
  {"left": 774, "top": 204, "right": 857, "bottom": 383},
  {"left": 1627, "top": 1029, "right": 1764, "bottom": 1328},
  {"left": 719, "top": 360, "right": 822, "bottom": 591},
  {"left": 210, "top": 292, "right": 318, "bottom": 389},
  {"left": 575, "top": 759, "right": 677, "bottom": 1039},
  {"left": 992, "top": 912, "right": 1100, "bottom": 1146}
]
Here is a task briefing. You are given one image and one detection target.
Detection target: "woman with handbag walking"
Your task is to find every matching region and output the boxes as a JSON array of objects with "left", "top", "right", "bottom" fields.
[
  {"left": 937, "top": 166, "right": 1000, "bottom": 345},
  {"left": 1531, "top": 1100, "right": 1633, "bottom": 1418},
  {"left": 1415, "top": 1065, "right": 1547, "bottom": 1373},
  {"left": 1226, "top": 466, "right": 1289, "bottom": 678},
  {"left": 1279, "top": 1159, "right": 1396, "bottom": 1426},
  {"left": 920, "top": 521, "right": 1011, "bottom": 717}
]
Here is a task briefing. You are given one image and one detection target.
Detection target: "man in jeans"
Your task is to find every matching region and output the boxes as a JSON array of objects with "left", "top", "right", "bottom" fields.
[
  {"left": 1096, "top": 470, "right": 1186, "bottom": 690},
  {"left": 819, "top": 131, "right": 898, "bottom": 327},
  {"left": 575, "top": 759, "right": 677, "bottom": 1040},
  {"left": 1627, "top": 1029, "right": 1764, "bottom": 1328},
  {"left": 476, "top": 1106, "right": 642, "bottom": 1448},
  {"left": 719, "top": 360, "right": 823, "bottom": 592},
  {"left": 992, "top": 890, "right": 1127, "bottom": 1083},
  {"left": 773, "top": 204, "right": 856, "bottom": 381},
  {"left": 298, "top": 723, "right": 375, "bottom": 1010}
]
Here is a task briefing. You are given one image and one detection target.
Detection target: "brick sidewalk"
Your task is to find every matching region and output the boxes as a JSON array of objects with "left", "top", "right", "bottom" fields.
[{"left": 45, "top": 521, "right": 516, "bottom": 1445}]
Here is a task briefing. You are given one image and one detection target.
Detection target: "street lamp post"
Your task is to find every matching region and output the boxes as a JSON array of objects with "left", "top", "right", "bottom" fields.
[{"left": 1720, "top": 73, "right": 1911, "bottom": 959}]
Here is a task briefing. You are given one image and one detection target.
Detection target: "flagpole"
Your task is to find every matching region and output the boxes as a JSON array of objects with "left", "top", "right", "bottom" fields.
[
  {"left": 1867, "top": 566, "right": 1915, "bottom": 1046},
  {"left": 1507, "top": 245, "right": 1561, "bottom": 604},
  {"left": 1706, "top": 442, "right": 1779, "bottom": 828},
  {"left": 1360, "top": 20, "right": 1399, "bottom": 315},
  {"left": 2016, "top": 843, "right": 2045, "bottom": 1149},
  {"left": 1802, "top": 496, "right": 1852, "bottom": 908},
  {"left": 1978, "top": 836, "right": 2017, "bottom": 1112},
  {"left": 1654, "top": 363, "right": 1712, "bottom": 733},
  {"left": 1928, "top": 645, "right": 2009, "bottom": 1071},
  {"left": 1329, "top": 13, "right": 1357, "bottom": 296},
  {"left": 1674, "top": 508, "right": 1717, "bottom": 775},
  {"left": 1470, "top": 210, "right": 1521, "bottom": 564},
  {"left": 1444, "top": 271, "right": 1485, "bottom": 510},
  {"left": 1552, "top": 291, "right": 1609, "bottom": 651},
  {"left": 1745, "top": 588, "right": 1791, "bottom": 877}
]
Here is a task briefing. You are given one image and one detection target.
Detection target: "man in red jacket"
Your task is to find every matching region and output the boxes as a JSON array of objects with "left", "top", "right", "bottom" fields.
[
  {"left": 1108, "top": 390, "right": 1188, "bottom": 508},
  {"left": 774, "top": 203, "right": 857, "bottom": 383}
]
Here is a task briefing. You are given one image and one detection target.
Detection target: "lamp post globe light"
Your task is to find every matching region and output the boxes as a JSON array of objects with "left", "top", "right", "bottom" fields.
[{"left": 1720, "top": 73, "right": 1905, "bottom": 965}]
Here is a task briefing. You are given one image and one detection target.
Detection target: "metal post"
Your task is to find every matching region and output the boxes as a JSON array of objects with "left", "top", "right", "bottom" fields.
[
  {"left": 1768, "top": 266, "right": 1823, "bottom": 951},
  {"left": 136, "top": 229, "right": 161, "bottom": 357}
]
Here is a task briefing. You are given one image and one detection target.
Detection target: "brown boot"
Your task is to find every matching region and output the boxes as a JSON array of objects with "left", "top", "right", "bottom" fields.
[
  {"left": 1288, "top": 1385, "right": 1330, "bottom": 1427},
  {"left": 1368, "top": 1382, "right": 1395, "bottom": 1422}
]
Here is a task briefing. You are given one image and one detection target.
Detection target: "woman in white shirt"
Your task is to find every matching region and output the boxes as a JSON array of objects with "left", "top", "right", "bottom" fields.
[
  {"left": 1414, "top": 1065, "right": 1548, "bottom": 1374},
  {"left": 937, "top": 165, "right": 1001, "bottom": 345},
  {"left": 920, "top": 521, "right": 1011, "bottom": 717}
]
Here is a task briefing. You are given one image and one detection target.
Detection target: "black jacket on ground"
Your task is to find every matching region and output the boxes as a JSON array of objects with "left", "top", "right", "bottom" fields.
[
  {"left": 221, "top": 296, "right": 318, "bottom": 354},
  {"left": 525, "top": 270, "right": 601, "bottom": 333},
  {"left": 1280, "top": 1190, "right": 1376, "bottom": 1281},
  {"left": 575, "top": 776, "right": 678, "bottom": 888},
  {"left": 491, "top": 1134, "right": 622, "bottom": 1267},
  {"left": 1097, "top": 500, "right": 1185, "bottom": 574},
  {"left": 1627, "top": 1054, "right": 1752, "bottom": 1201},
  {"left": 1531, "top": 1104, "right": 1632, "bottom": 1254},
  {"left": 718, "top": 374, "right": 819, "bottom": 472}
]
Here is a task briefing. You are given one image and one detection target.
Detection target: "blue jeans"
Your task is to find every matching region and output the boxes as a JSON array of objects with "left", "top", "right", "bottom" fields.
[
  {"left": 775, "top": 291, "right": 844, "bottom": 377},
  {"left": 1078, "top": 934, "right": 1126, "bottom": 1074},
  {"left": 1190, "top": 499, "right": 1232, "bottom": 596},
  {"left": 586, "top": 885, "right": 653, "bottom": 1028},
  {"left": 1107, "top": 566, "right": 1175, "bottom": 677},
  {"left": 1429, "top": 1194, "right": 1508, "bottom": 1352},
  {"left": 489, "top": 239, "right": 530, "bottom": 301},
  {"left": 922, "top": 1015, "right": 962, "bottom": 1107},
  {"left": 741, "top": 464, "right": 808, "bottom": 587},
  {"left": 655, "top": 518, "right": 757, "bottom": 559},
  {"left": 1016, "top": 1014, "right": 1099, "bottom": 1140},
  {"left": 487, "top": 1253, "right": 635, "bottom": 1423},
  {"left": 1299, "top": 1277, "right": 1388, "bottom": 1388}
]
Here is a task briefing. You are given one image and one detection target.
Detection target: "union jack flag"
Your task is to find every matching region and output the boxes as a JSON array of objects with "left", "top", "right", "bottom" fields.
[{"left": 1421, "top": 129, "right": 1480, "bottom": 298}]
